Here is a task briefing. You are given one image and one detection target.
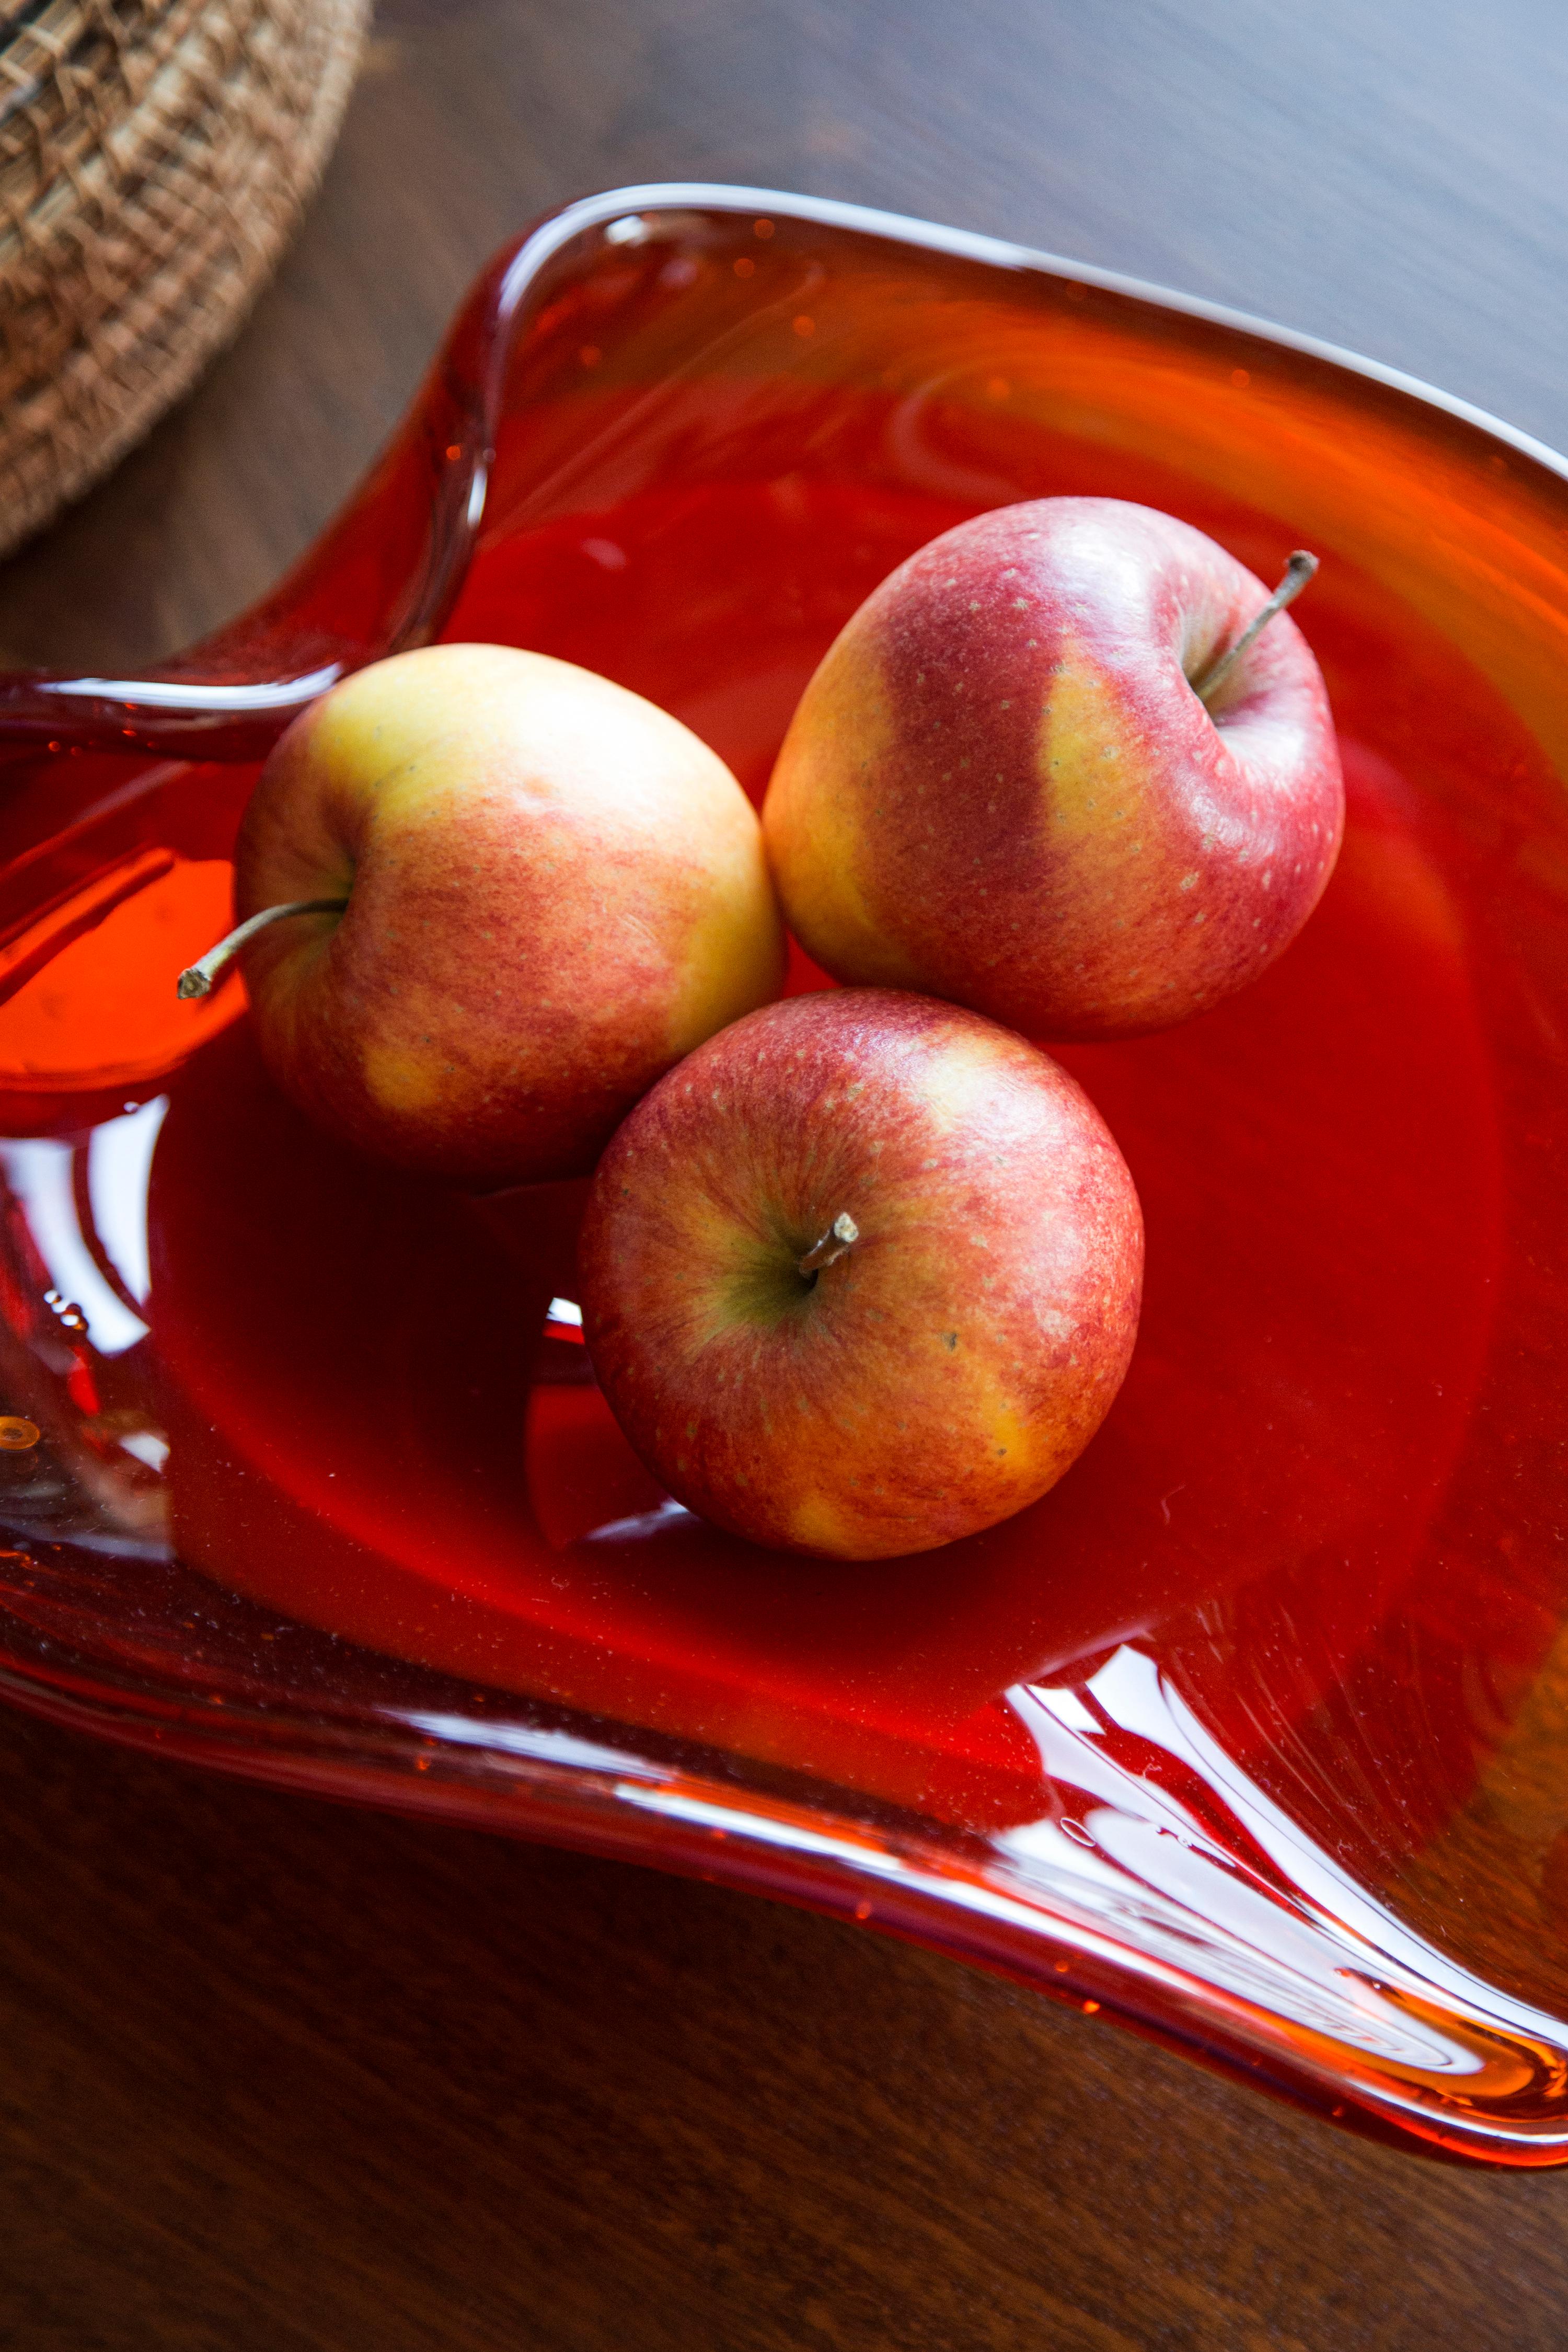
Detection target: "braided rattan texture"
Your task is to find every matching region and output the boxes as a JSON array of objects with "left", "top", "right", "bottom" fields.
[{"left": 0, "top": 0, "right": 367, "bottom": 559}]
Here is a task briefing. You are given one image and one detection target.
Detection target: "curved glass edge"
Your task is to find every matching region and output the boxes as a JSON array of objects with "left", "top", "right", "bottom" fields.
[
  {"left": 492, "top": 181, "right": 1568, "bottom": 479},
  {"left": 4, "top": 180, "right": 1568, "bottom": 760},
  {"left": 3, "top": 1610, "right": 1566, "bottom": 2169}
]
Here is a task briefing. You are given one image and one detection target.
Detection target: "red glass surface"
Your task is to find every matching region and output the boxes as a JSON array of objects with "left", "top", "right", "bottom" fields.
[{"left": 2, "top": 187, "right": 1568, "bottom": 2165}]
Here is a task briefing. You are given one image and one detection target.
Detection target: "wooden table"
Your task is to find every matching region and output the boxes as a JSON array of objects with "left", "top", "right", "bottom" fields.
[{"left": 4, "top": 4, "right": 1568, "bottom": 2343}]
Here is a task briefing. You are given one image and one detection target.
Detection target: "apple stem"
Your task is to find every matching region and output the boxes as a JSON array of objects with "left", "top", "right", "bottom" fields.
[
  {"left": 1193, "top": 550, "right": 1319, "bottom": 702},
  {"left": 176, "top": 898, "right": 349, "bottom": 999},
  {"left": 799, "top": 1213, "right": 859, "bottom": 1279}
]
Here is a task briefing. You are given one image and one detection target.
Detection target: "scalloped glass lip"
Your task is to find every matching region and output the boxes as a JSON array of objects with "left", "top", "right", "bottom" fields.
[
  {"left": 4, "top": 184, "right": 1568, "bottom": 2172},
  {"left": 509, "top": 181, "right": 1568, "bottom": 466},
  {"left": 6, "top": 178, "right": 1568, "bottom": 742}
]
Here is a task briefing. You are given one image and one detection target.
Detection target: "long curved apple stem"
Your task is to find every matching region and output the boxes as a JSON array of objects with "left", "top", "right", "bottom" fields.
[
  {"left": 176, "top": 898, "right": 349, "bottom": 999},
  {"left": 799, "top": 1213, "right": 859, "bottom": 1279},
  {"left": 1193, "top": 550, "right": 1319, "bottom": 703}
]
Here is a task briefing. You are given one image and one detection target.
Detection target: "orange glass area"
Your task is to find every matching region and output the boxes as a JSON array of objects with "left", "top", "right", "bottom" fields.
[
  {"left": 2, "top": 195, "right": 1567, "bottom": 2163},
  {"left": 0, "top": 854, "right": 240, "bottom": 1092}
]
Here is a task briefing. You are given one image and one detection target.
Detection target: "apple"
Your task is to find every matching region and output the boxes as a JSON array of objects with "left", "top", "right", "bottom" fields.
[
  {"left": 182, "top": 643, "right": 787, "bottom": 1186},
  {"left": 763, "top": 497, "right": 1343, "bottom": 1039},
  {"left": 578, "top": 988, "right": 1143, "bottom": 1560}
]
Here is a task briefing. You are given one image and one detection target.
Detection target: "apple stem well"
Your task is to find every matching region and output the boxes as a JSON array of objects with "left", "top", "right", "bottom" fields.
[
  {"left": 798, "top": 1213, "right": 860, "bottom": 1281},
  {"left": 176, "top": 900, "right": 350, "bottom": 999},
  {"left": 1192, "top": 549, "right": 1319, "bottom": 704}
]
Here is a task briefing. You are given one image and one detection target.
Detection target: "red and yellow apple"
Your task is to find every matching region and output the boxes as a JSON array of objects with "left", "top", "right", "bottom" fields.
[
  {"left": 220, "top": 643, "right": 786, "bottom": 1186},
  {"left": 578, "top": 988, "right": 1144, "bottom": 1560},
  {"left": 763, "top": 497, "right": 1343, "bottom": 1037}
]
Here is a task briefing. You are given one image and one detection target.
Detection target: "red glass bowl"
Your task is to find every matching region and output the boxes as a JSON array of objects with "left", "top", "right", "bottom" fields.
[{"left": 2, "top": 185, "right": 1568, "bottom": 2169}]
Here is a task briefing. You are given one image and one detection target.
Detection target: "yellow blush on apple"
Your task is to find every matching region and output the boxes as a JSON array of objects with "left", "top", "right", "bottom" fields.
[{"left": 200, "top": 642, "right": 787, "bottom": 1187}]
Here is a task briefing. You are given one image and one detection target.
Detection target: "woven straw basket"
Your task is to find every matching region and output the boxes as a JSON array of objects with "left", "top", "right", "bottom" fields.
[{"left": 0, "top": 0, "right": 368, "bottom": 560}]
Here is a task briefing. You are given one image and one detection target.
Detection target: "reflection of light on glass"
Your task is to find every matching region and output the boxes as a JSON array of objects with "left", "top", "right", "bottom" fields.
[
  {"left": 1000, "top": 1653, "right": 1568, "bottom": 2078},
  {"left": 118, "top": 1431, "right": 169, "bottom": 1472},
  {"left": 0, "top": 1139, "right": 148, "bottom": 1356},
  {"left": 86, "top": 1097, "right": 168, "bottom": 1306},
  {"left": 620, "top": 1786, "right": 916, "bottom": 1876},
  {"left": 613, "top": 1785, "right": 1074, "bottom": 1953},
  {"left": 44, "top": 667, "right": 343, "bottom": 710},
  {"left": 403, "top": 1713, "right": 661, "bottom": 1779},
  {"left": 543, "top": 1294, "right": 587, "bottom": 1348},
  {"left": 466, "top": 458, "right": 490, "bottom": 531},
  {"left": 585, "top": 1497, "right": 694, "bottom": 1545}
]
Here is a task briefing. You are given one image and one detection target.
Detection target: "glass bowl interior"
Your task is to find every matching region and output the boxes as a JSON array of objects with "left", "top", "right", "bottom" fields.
[{"left": 2, "top": 186, "right": 1568, "bottom": 2167}]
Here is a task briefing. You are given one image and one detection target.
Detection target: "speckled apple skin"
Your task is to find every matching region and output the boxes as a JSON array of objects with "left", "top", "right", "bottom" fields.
[
  {"left": 763, "top": 498, "right": 1344, "bottom": 1039},
  {"left": 579, "top": 988, "right": 1143, "bottom": 1561},
  {"left": 235, "top": 644, "right": 787, "bottom": 1186}
]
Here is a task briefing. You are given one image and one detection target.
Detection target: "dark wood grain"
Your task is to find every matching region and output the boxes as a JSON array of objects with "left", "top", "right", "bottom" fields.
[
  {"left": 3, "top": 1703, "right": 1567, "bottom": 2352},
  {"left": 4, "top": 3, "right": 1568, "bottom": 2344}
]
